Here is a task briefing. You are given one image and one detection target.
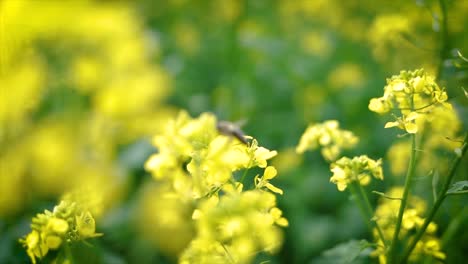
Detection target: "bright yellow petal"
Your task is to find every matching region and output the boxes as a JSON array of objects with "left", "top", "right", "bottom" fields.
[
  {"left": 384, "top": 121, "right": 399, "bottom": 128},
  {"left": 263, "top": 166, "right": 277, "bottom": 180},
  {"left": 405, "top": 123, "right": 418, "bottom": 134},
  {"left": 266, "top": 183, "right": 283, "bottom": 195}
]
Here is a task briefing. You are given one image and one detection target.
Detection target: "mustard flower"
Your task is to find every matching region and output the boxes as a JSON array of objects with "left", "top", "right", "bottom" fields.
[
  {"left": 369, "top": 69, "right": 451, "bottom": 134},
  {"left": 386, "top": 104, "right": 463, "bottom": 176},
  {"left": 384, "top": 111, "right": 419, "bottom": 134},
  {"left": 19, "top": 198, "right": 102, "bottom": 263},
  {"left": 145, "top": 111, "right": 277, "bottom": 198},
  {"left": 296, "top": 120, "right": 359, "bottom": 161},
  {"left": 255, "top": 166, "right": 283, "bottom": 195},
  {"left": 181, "top": 190, "right": 287, "bottom": 264},
  {"left": 145, "top": 111, "right": 286, "bottom": 262},
  {"left": 329, "top": 155, "right": 383, "bottom": 191},
  {"left": 371, "top": 187, "right": 445, "bottom": 263}
]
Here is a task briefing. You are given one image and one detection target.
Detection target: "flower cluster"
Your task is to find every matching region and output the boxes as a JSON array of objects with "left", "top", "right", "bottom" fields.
[
  {"left": 181, "top": 190, "right": 288, "bottom": 263},
  {"left": 387, "top": 104, "right": 463, "bottom": 176},
  {"left": 144, "top": 111, "right": 287, "bottom": 262},
  {"left": 369, "top": 69, "right": 450, "bottom": 134},
  {"left": 372, "top": 188, "right": 446, "bottom": 263},
  {"left": 329, "top": 155, "right": 383, "bottom": 191},
  {"left": 19, "top": 198, "right": 102, "bottom": 264},
  {"left": 145, "top": 111, "right": 278, "bottom": 199},
  {"left": 296, "top": 120, "right": 359, "bottom": 161},
  {"left": 0, "top": 0, "right": 169, "bottom": 217}
]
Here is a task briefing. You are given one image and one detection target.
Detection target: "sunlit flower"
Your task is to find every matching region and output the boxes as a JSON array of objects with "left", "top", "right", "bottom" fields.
[
  {"left": 296, "top": 120, "right": 359, "bottom": 161},
  {"left": 329, "top": 155, "right": 383, "bottom": 191},
  {"left": 372, "top": 187, "right": 445, "bottom": 263},
  {"left": 19, "top": 197, "right": 102, "bottom": 263},
  {"left": 181, "top": 190, "right": 285, "bottom": 263},
  {"left": 255, "top": 166, "right": 283, "bottom": 195},
  {"left": 369, "top": 69, "right": 451, "bottom": 134}
]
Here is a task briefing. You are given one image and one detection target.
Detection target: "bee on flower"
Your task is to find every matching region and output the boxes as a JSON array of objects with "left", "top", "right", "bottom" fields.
[{"left": 143, "top": 111, "right": 287, "bottom": 263}]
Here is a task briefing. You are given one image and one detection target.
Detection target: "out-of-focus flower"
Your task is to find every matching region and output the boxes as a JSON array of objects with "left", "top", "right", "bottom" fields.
[
  {"left": 296, "top": 120, "right": 359, "bottom": 161},
  {"left": 145, "top": 111, "right": 278, "bottom": 199},
  {"left": 372, "top": 187, "right": 445, "bottom": 263},
  {"left": 145, "top": 112, "right": 286, "bottom": 262},
  {"left": 327, "top": 63, "right": 365, "bottom": 90},
  {"left": 368, "top": 14, "right": 410, "bottom": 62},
  {"left": 300, "top": 31, "right": 332, "bottom": 57},
  {"left": 180, "top": 190, "right": 287, "bottom": 264},
  {"left": 386, "top": 104, "right": 463, "bottom": 177},
  {"left": 329, "top": 155, "right": 383, "bottom": 191},
  {"left": 136, "top": 183, "right": 195, "bottom": 257},
  {"left": 0, "top": 0, "right": 172, "bottom": 217}
]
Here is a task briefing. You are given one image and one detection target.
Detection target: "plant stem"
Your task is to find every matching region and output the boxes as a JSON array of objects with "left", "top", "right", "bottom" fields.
[
  {"left": 221, "top": 242, "right": 236, "bottom": 264},
  {"left": 357, "top": 183, "right": 388, "bottom": 247},
  {"left": 64, "top": 243, "right": 74, "bottom": 264},
  {"left": 400, "top": 132, "right": 468, "bottom": 263},
  {"left": 239, "top": 159, "right": 252, "bottom": 186},
  {"left": 388, "top": 133, "right": 417, "bottom": 263},
  {"left": 349, "top": 183, "right": 372, "bottom": 230}
]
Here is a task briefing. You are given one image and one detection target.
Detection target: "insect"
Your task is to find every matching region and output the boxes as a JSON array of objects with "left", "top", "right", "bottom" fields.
[{"left": 216, "top": 120, "right": 249, "bottom": 145}]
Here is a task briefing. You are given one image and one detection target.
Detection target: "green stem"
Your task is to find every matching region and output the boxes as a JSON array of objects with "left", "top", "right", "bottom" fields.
[
  {"left": 64, "top": 243, "right": 74, "bottom": 264},
  {"left": 221, "top": 243, "right": 236, "bottom": 264},
  {"left": 349, "top": 183, "right": 373, "bottom": 232},
  {"left": 357, "top": 183, "right": 388, "bottom": 247},
  {"left": 388, "top": 133, "right": 417, "bottom": 263},
  {"left": 239, "top": 159, "right": 252, "bottom": 186},
  {"left": 400, "top": 132, "right": 468, "bottom": 263}
]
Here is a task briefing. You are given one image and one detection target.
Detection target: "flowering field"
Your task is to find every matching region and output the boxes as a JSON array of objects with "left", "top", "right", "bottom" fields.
[{"left": 1, "top": 1, "right": 467, "bottom": 263}]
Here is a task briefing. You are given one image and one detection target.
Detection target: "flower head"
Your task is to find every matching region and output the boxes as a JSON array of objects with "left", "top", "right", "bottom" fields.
[
  {"left": 329, "top": 155, "right": 383, "bottom": 191},
  {"left": 19, "top": 197, "right": 102, "bottom": 263},
  {"left": 369, "top": 69, "right": 451, "bottom": 134},
  {"left": 296, "top": 120, "right": 358, "bottom": 161},
  {"left": 372, "top": 187, "right": 445, "bottom": 263},
  {"left": 180, "top": 190, "right": 286, "bottom": 264}
]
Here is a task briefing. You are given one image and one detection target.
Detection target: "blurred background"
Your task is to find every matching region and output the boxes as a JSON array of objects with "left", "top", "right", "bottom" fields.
[{"left": 1, "top": 0, "right": 467, "bottom": 263}]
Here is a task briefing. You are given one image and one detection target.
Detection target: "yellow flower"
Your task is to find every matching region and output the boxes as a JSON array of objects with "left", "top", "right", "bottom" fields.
[
  {"left": 47, "top": 217, "right": 69, "bottom": 234},
  {"left": 21, "top": 230, "right": 48, "bottom": 264},
  {"left": 330, "top": 166, "right": 348, "bottom": 191},
  {"left": 255, "top": 166, "right": 283, "bottom": 195},
  {"left": 296, "top": 120, "right": 358, "bottom": 161},
  {"left": 183, "top": 190, "right": 286, "bottom": 263},
  {"left": 76, "top": 211, "right": 97, "bottom": 238},
  {"left": 45, "top": 236, "right": 62, "bottom": 249},
  {"left": 384, "top": 111, "right": 419, "bottom": 134},
  {"left": 269, "top": 207, "right": 289, "bottom": 227},
  {"left": 372, "top": 187, "right": 445, "bottom": 263},
  {"left": 370, "top": 69, "right": 451, "bottom": 134},
  {"left": 368, "top": 97, "right": 391, "bottom": 114},
  {"left": 249, "top": 139, "right": 277, "bottom": 168},
  {"left": 20, "top": 197, "right": 103, "bottom": 262},
  {"left": 329, "top": 155, "right": 384, "bottom": 191}
]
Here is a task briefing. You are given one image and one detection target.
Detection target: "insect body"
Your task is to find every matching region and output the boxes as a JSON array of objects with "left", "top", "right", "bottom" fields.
[{"left": 216, "top": 120, "right": 249, "bottom": 145}]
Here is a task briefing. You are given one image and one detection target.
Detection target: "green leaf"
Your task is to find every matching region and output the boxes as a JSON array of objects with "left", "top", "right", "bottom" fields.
[
  {"left": 447, "top": 181, "right": 468, "bottom": 195},
  {"left": 314, "top": 240, "right": 372, "bottom": 264}
]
